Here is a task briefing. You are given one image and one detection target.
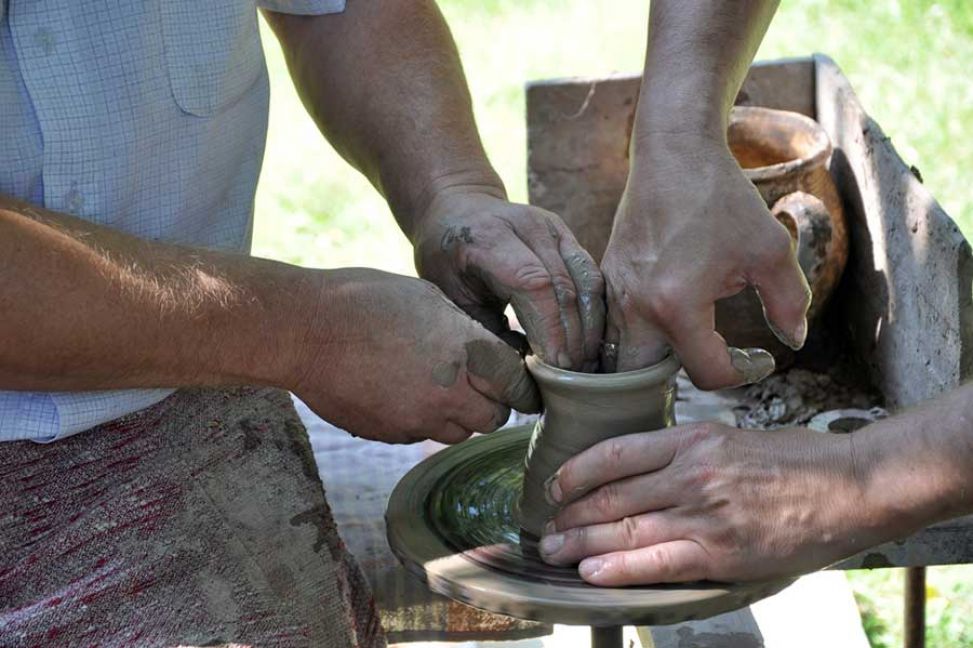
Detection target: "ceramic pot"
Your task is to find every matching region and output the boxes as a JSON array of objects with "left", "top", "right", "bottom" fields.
[
  {"left": 518, "top": 353, "right": 680, "bottom": 538},
  {"left": 717, "top": 106, "right": 849, "bottom": 362}
]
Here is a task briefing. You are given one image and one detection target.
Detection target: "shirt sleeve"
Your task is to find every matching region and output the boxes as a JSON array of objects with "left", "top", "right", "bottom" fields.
[
  {"left": 45, "top": 389, "right": 176, "bottom": 442},
  {"left": 0, "top": 388, "right": 176, "bottom": 443},
  {"left": 256, "top": 0, "right": 346, "bottom": 15}
]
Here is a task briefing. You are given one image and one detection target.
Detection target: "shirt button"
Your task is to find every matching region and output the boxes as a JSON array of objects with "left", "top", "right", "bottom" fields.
[
  {"left": 34, "top": 28, "right": 56, "bottom": 55},
  {"left": 64, "top": 187, "right": 84, "bottom": 214}
]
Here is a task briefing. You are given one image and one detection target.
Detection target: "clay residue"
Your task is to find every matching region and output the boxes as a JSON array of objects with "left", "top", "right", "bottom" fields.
[
  {"left": 289, "top": 504, "right": 332, "bottom": 553},
  {"left": 861, "top": 552, "right": 894, "bottom": 569},
  {"left": 465, "top": 340, "right": 541, "bottom": 412},
  {"left": 734, "top": 368, "right": 880, "bottom": 429},
  {"left": 432, "top": 361, "right": 460, "bottom": 387},
  {"left": 440, "top": 225, "right": 475, "bottom": 251}
]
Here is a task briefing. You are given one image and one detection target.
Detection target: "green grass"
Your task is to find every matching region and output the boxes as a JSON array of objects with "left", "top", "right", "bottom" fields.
[
  {"left": 254, "top": 0, "right": 973, "bottom": 273},
  {"left": 252, "top": 2, "right": 973, "bottom": 645},
  {"left": 850, "top": 566, "right": 973, "bottom": 648}
]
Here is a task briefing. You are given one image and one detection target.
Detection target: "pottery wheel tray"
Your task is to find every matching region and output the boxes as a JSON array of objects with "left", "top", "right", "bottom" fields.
[{"left": 386, "top": 423, "right": 792, "bottom": 627}]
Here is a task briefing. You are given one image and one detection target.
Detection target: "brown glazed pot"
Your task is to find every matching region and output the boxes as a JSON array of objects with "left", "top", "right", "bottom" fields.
[
  {"left": 518, "top": 353, "right": 680, "bottom": 538},
  {"left": 718, "top": 106, "right": 848, "bottom": 362}
]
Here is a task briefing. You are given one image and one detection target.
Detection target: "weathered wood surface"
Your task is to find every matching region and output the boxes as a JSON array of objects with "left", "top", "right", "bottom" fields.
[
  {"left": 526, "top": 58, "right": 816, "bottom": 263},
  {"left": 837, "top": 516, "right": 973, "bottom": 570},
  {"left": 814, "top": 53, "right": 973, "bottom": 409},
  {"left": 811, "top": 53, "right": 973, "bottom": 569},
  {"left": 638, "top": 572, "right": 870, "bottom": 648},
  {"left": 526, "top": 73, "right": 638, "bottom": 264},
  {"left": 0, "top": 388, "right": 383, "bottom": 648}
]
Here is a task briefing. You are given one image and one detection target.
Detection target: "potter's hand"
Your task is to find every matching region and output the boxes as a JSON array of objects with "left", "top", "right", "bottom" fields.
[
  {"left": 413, "top": 188, "right": 605, "bottom": 372},
  {"left": 538, "top": 422, "right": 882, "bottom": 585},
  {"left": 293, "top": 269, "right": 540, "bottom": 445},
  {"left": 600, "top": 133, "right": 811, "bottom": 387}
]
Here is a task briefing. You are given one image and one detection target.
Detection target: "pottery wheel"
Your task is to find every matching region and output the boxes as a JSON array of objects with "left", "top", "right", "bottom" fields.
[{"left": 386, "top": 425, "right": 793, "bottom": 627}]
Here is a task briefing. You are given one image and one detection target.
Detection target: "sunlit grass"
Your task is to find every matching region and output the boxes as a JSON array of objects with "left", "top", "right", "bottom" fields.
[{"left": 252, "top": 2, "right": 973, "bottom": 645}]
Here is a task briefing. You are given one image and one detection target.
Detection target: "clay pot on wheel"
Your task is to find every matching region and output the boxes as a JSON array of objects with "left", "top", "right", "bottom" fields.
[
  {"left": 717, "top": 106, "right": 848, "bottom": 364},
  {"left": 518, "top": 353, "right": 680, "bottom": 538}
]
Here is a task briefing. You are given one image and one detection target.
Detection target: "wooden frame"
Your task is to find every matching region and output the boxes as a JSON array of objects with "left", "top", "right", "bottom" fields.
[{"left": 526, "top": 55, "right": 973, "bottom": 569}]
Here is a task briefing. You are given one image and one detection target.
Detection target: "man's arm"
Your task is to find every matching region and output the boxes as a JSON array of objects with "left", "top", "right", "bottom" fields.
[
  {"left": 262, "top": 2, "right": 605, "bottom": 371},
  {"left": 0, "top": 194, "right": 310, "bottom": 391},
  {"left": 262, "top": 0, "right": 496, "bottom": 231},
  {"left": 537, "top": 385, "right": 973, "bottom": 585},
  {"left": 600, "top": 0, "right": 810, "bottom": 386},
  {"left": 637, "top": 0, "right": 779, "bottom": 140},
  {"left": 0, "top": 195, "right": 538, "bottom": 443}
]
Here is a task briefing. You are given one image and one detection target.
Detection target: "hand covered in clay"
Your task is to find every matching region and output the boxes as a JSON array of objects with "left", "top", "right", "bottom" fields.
[
  {"left": 600, "top": 133, "right": 811, "bottom": 387},
  {"left": 538, "top": 422, "right": 885, "bottom": 585},
  {"left": 293, "top": 268, "right": 540, "bottom": 444},
  {"left": 412, "top": 188, "right": 605, "bottom": 372}
]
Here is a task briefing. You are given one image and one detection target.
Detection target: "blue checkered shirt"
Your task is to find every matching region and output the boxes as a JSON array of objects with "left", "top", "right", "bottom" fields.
[{"left": 0, "top": 0, "right": 345, "bottom": 442}]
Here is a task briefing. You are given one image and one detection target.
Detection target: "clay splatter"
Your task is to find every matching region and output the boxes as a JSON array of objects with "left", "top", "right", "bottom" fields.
[{"left": 432, "top": 361, "right": 460, "bottom": 387}]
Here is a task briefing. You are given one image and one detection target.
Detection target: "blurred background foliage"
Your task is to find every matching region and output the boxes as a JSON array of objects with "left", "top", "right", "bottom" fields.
[{"left": 253, "top": 1, "right": 973, "bottom": 645}]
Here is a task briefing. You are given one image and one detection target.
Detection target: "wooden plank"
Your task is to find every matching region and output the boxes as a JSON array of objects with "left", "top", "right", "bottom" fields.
[
  {"left": 645, "top": 608, "right": 763, "bottom": 648},
  {"left": 814, "top": 53, "right": 973, "bottom": 408},
  {"left": 642, "top": 572, "right": 870, "bottom": 648},
  {"left": 735, "top": 56, "right": 817, "bottom": 118},
  {"left": 836, "top": 515, "right": 973, "bottom": 570},
  {"left": 0, "top": 387, "right": 384, "bottom": 647},
  {"left": 526, "top": 58, "right": 816, "bottom": 262},
  {"left": 526, "top": 73, "right": 638, "bottom": 263}
]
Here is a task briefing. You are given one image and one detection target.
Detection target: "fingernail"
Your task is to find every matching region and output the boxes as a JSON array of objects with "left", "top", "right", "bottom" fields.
[
  {"left": 544, "top": 473, "right": 563, "bottom": 505},
  {"left": 728, "top": 347, "right": 775, "bottom": 384},
  {"left": 540, "top": 533, "right": 565, "bottom": 556},
  {"left": 579, "top": 557, "right": 605, "bottom": 580},
  {"left": 745, "top": 347, "right": 776, "bottom": 382},
  {"left": 793, "top": 318, "right": 808, "bottom": 349},
  {"left": 557, "top": 351, "right": 572, "bottom": 369},
  {"left": 767, "top": 318, "right": 807, "bottom": 351},
  {"left": 543, "top": 519, "right": 557, "bottom": 535}
]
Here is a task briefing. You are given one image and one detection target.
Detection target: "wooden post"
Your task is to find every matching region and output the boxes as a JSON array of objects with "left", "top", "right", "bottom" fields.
[{"left": 904, "top": 567, "right": 926, "bottom": 648}]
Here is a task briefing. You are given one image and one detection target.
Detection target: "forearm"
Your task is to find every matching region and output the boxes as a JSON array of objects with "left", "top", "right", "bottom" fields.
[
  {"left": 857, "top": 384, "right": 973, "bottom": 539},
  {"left": 636, "top": 0, "right": 779, "bottom": 141},
  {"left": 263, "top": 1, "right": 502, "bottom": 241},
  {"left": 0, "top": 195, "right": 317, "bottom": 391}
]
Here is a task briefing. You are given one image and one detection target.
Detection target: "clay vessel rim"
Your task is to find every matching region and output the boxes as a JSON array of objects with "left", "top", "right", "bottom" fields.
[
  {"left": 526, "top": 352, "right": 680, "bottom": 390},
  {"left": 732, "top": 106, "right": 832, "bottom": 183}
]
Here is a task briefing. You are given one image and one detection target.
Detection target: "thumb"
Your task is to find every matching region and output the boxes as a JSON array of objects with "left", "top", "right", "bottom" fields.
[
  {"left": 749, "top": 222, "right": 813, "bottom": 351},
  {"left": 464, "top": 337, "right": 541, "bottom": 413}
]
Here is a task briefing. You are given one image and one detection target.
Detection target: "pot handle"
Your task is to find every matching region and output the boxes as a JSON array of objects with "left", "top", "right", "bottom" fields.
[{"left": 770, "top": 191, "right": 832, "bottom": 287}]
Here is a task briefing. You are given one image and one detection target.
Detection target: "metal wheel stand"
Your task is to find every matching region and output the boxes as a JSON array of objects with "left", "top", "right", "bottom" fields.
[
  {"left": 904, "top": 567, "right": 926, "bottom": 648},
  {"left": 591, "top": 625, "right": 624, "bottom": 648}
]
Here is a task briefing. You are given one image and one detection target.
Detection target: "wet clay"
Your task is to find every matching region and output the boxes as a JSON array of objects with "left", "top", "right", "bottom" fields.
[
  {"left": 465, "top": 339, "right": 541, "bottom": 413},
  {"left": 386, "top": 354, "right": 794, "bottom": 625},
  {"left": 432, "top": 361, "right": 460, "bottom": 387},
  {"left": 518, "top": 353, "right": 681, "bottom": 537},
  {"left": 385, "top": 426, "right": 793, "bottom": 626}
]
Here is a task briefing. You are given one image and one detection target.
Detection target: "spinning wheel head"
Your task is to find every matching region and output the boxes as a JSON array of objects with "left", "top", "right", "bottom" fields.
[{"left": 386, "top": 425, "right": 793, "bottom": 626}]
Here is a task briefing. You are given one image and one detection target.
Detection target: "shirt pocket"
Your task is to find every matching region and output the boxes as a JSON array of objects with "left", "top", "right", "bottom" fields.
[{"left": 160, "top": 1, "right": 264, "bottom": 117}]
